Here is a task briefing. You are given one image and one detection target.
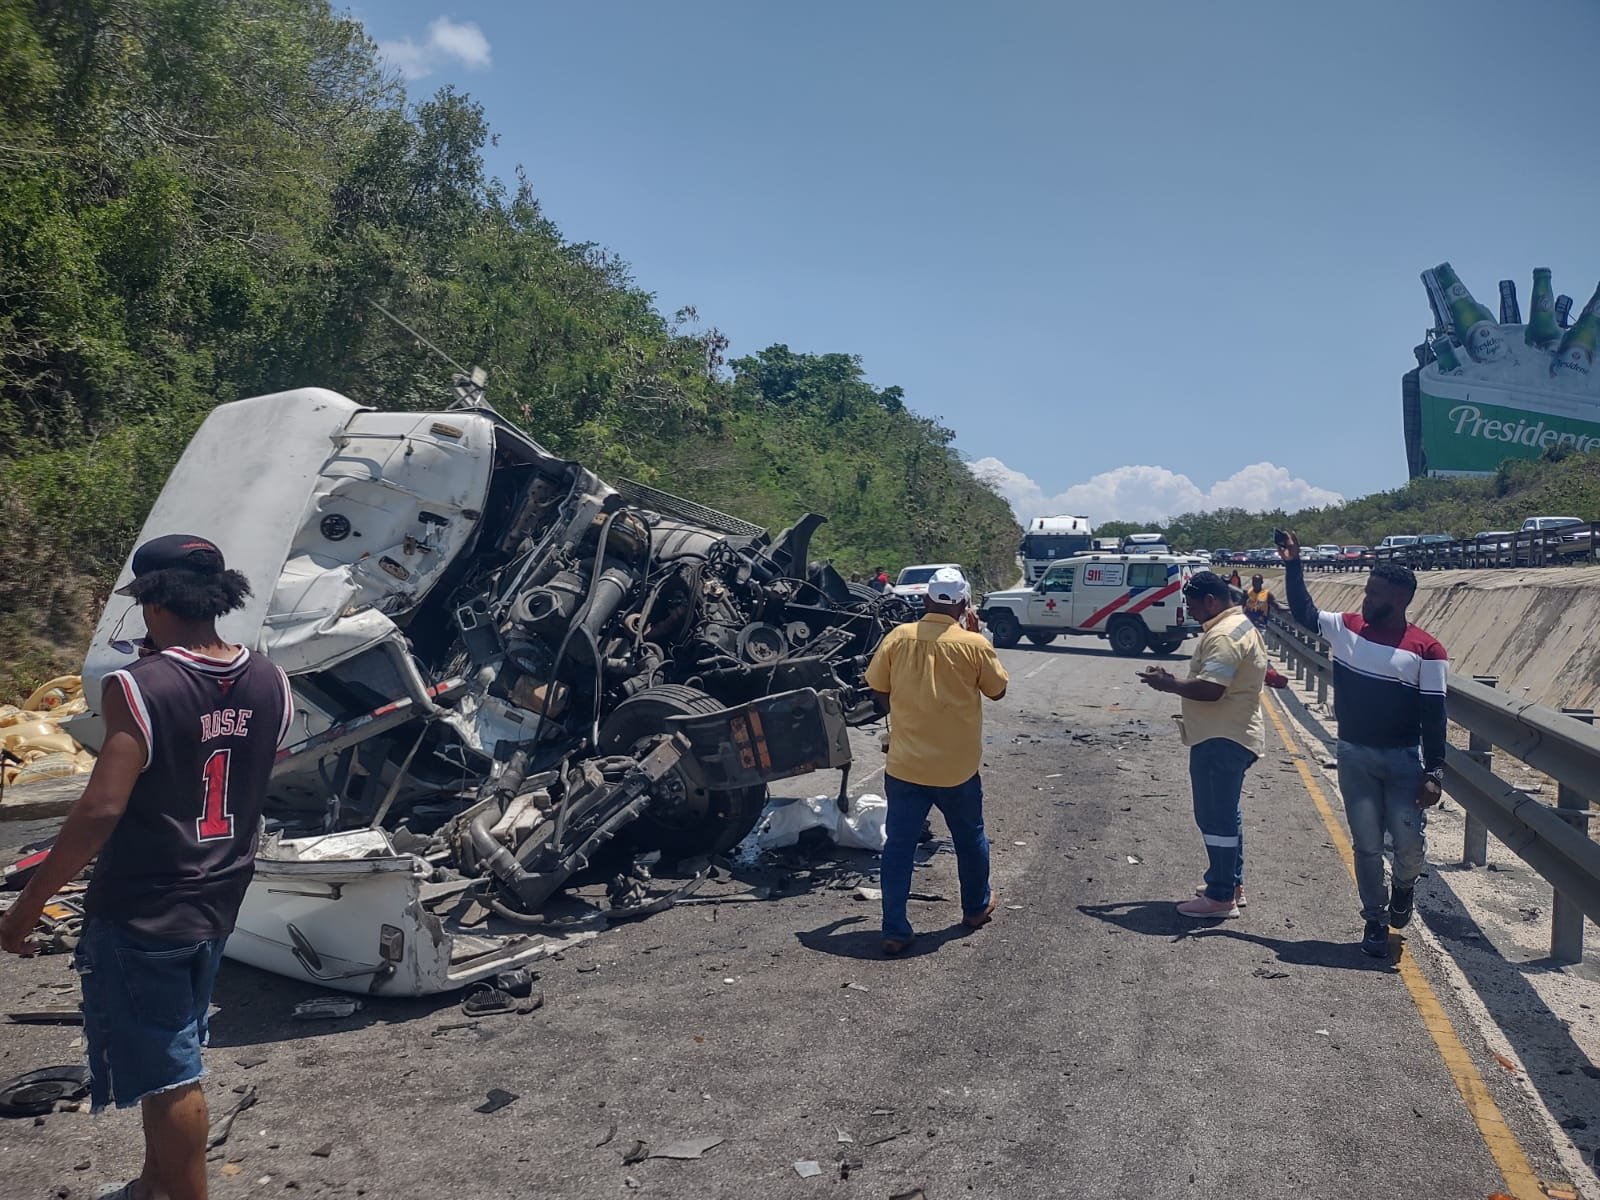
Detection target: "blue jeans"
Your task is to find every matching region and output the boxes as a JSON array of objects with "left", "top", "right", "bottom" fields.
[
  {"left": 1336, "top": 740, "right": 1427, "bottom": 922},
  {"left": 1189, "top": 738, "right": 1257, "bottom": 901},
  {"left": 881, "top": 772, "right": 991, "bottom": 941},
  {"left": 74, "top": 919, "right": 228, "bottom": 1111}
]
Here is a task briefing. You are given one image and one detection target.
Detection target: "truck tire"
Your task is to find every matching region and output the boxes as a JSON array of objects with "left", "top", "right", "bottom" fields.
[
  {"left": 1150, "top": 635, "right": 1184, "bottom": 655},
  {"left": 598, "top": 685, "right": 768, "bottom": 858},
  {"left": 1107, "top": 617, "right": 1147, "bottom": 657},
  {"left": 987, "top": 611, "right": 1021, "bottom": 649},
  {"left": 1026, "top": 632, "right": 1058, "bottom": 646}
]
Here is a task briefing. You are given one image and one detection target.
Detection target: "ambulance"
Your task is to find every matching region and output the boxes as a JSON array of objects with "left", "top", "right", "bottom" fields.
[{"left": 977, "top": 552, "right": 1203, "bottom": 655}]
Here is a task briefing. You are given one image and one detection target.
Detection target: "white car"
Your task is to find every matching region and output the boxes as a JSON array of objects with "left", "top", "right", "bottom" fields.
[
  {"left": 892, "top": 562, "right": 966, "bottom": 601},
  {"left": 978, "top": 553, "right": 1202, "bottom": 655}
]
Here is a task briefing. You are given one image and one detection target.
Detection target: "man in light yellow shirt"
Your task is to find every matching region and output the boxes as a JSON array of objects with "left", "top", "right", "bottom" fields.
[
  {"left": 1139, "top": 570, "right": 1267, "bottom": 919},
  {"left": 865, "top": 568, "right": 1008, "bottom": 955}
]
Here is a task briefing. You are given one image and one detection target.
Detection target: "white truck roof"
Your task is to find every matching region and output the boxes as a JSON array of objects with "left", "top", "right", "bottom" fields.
[{"left": 1027, "top": 515, "right": 1091, "bottom": 533}]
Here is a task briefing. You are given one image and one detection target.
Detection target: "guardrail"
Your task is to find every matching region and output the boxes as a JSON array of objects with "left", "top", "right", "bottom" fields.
[
  {"left": 1262, "top": 612, "right": 1600, "bottom": 964},
  {"left": 1370, "top": 523, "right": 1600, "bottom": 571}
]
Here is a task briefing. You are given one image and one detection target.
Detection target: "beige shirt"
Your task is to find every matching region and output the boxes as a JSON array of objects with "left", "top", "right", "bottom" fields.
[
  {"left": 1176, "top": 607, "right": 1268, "bottom": 756},
  {"left": 864, "top": 614, "right": 1009, "bottom": 787}
]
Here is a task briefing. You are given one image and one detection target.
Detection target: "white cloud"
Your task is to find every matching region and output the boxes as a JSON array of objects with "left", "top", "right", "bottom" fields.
[
  {"left": 971, "top": 458, "right": 1344, "bottom": 525},
  {"left": 380, "top": 17, "right": 492, "bottom": 81}
]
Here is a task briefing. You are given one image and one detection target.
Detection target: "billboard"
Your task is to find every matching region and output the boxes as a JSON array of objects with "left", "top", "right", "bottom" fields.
[{"left": 1405, "top": 264, "right": 1600, "bottom": 477}]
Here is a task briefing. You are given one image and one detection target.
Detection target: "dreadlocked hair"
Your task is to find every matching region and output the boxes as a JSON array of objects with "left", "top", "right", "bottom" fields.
[{"left": 126, "top": 568, "right": 253, "bottom": 620}]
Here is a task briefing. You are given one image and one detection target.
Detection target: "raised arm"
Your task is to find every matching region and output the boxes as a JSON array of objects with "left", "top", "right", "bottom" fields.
[{"left": 1277, "top": 533, "right": 1321, "bottom": 632}]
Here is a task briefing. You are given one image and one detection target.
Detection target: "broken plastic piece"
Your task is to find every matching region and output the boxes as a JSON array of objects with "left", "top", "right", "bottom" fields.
[
  {"left": 493, "top": 967, "right": 536, "bottom": 997},
  {"left": 292, "top": 997, "right": 361, "bottom": 1021},
  {"left": 474, "top": 1088, "right": 518, "bottom": 1114},
  {"left": 0, "top": 1065, "right": 90, "bottom": 1118},
  {"left": 205, "top": 1087, "right": 257, "bottom": 1149},
  {"left": 651, "top": 1135, "right": 724, "bottom": 1160},
  {"left": 793, "top": 1161, "right": 823, "bottom": 1178}
]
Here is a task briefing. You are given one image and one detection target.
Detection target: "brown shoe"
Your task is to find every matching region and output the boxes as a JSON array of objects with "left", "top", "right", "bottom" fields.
[
  {"left": 963, "top": 898, "right": 998, "bottom": 929},
  {"left": 882, "top": 937, "right": 914, "bottom": 956}
]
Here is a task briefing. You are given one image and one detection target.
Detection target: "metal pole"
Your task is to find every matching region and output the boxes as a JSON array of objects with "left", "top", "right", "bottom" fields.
[
  {"left": 1551, "top": 707, "right": 1595, "bottom": 963},
  {"left": 1462, "top": 676, "right": 1498, "bottom": 867}
]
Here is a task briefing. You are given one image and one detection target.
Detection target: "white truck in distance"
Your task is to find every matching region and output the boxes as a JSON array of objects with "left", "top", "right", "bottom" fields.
[
  {"left": 978, "top": 553, "right": 1202, "bottom": 655},
  {"left": 1019, "top": 515, "right": 1093, "bottom": 583}
]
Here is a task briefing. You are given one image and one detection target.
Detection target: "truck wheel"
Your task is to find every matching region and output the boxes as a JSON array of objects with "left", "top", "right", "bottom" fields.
[
  {"left": 1107, "top": 618, "right": 1147, "bottom": 657},
  {"left": 1026, "top": 632, "right": 1058, "bottom": 646},
  {"left": 1150, "top": 635, "right": 1184, "bottom": 655},
  {"left": 988, "top": 612, "right": 1021, "bottom": 649},
  {"left": 598, "top": 685, "right": 768, "bottom": 858}
]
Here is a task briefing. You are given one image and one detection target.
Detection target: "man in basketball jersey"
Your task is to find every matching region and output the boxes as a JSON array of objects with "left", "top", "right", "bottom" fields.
[{"left": 1, "top": 534, "right": 290, "bottom": 1200}]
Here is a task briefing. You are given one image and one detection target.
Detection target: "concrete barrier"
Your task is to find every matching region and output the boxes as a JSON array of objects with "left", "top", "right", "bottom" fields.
[{"left": 1305, "top": 567, "right": 1600, "bottom": 709}]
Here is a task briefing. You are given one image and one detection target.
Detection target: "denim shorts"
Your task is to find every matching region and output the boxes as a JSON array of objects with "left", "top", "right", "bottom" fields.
[{"left": 74, "top": 919, "right": 227, "bottom": 1111}]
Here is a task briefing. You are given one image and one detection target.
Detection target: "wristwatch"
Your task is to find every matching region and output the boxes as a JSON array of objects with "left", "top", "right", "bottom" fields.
[{"left": 1424, "top": 768, "right": 1444, "bottom": 788}]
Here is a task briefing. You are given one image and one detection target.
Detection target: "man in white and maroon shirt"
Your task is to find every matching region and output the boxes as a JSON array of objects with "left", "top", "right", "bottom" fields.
[
  {"left": 1, "top": 534, "right": 289, "bottom": 1200},
  {"left": 1279, "top": 532, "right": 1447, "bottom": 958}
]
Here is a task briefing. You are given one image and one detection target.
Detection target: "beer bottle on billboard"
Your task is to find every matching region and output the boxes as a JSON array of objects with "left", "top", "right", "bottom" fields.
[
  {"left": 1420, "top": 269, "right": 1449, "bottom": 333},
  {"left": 1549, "top": 283, "right": 1600, "bottom": 380},
  {"left": 1433, "top": 263, "right": 1509, "bottom": 362},
  {"left": 1432, "top": 337, "right": 1464, "bottom": 374},
  {"left": 1498, "top": 280, "right": 1521, "bottom": 326},
  {"left": 1525, "top": 268, "right": 1560, "bottom": 348},
  {"left": 1555, "top": 294, "right": 1574, "bottom": 328}
]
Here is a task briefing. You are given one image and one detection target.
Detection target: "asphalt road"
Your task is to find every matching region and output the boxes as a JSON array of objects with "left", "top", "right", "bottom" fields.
[{"left": 0, "top": 636, "right": 1577, "bottom": 1200}]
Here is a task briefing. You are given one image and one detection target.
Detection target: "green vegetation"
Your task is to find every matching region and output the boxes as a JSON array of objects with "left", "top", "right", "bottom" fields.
[
  {"left": 0, "top": 0, "right": 1016, "bottom": 702},
  {"left": 1106, "top": 447, "right": 1600, "bottom": 553}
]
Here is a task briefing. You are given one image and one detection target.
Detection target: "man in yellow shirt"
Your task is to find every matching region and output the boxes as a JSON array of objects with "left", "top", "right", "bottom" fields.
[
  {"left": 1244, "top": 574, "right": 1276, "bottom": 630},
  {"left": 865, "top": 568, "right": 1009, "bottom": 955},
  {"left": 1139, "top": 570, "right": 1268, "bottom": 918}
]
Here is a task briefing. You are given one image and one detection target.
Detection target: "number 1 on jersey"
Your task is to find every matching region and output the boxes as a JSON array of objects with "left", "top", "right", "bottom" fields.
[{"left": 198, "top": 748, "right": 234, "bottom": 841}]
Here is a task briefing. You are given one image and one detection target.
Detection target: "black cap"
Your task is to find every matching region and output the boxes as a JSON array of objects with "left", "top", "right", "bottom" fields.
[{"left": 115, "top": 534, "right": 226, "bottom": 596}]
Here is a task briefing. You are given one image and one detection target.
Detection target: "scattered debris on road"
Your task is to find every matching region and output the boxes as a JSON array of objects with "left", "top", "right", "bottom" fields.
[
  {"left": 650, "top": 1135, "right": 725, "bottom": 1160},
  {"left": 474, "top": 1088, "right": 518, "bottom": 1114},
  {"left": 292, "top": 997, "right": 361, "bottom": 1021},
  {"left": 205, "top": 1086, "right": 257, "bottom": 1149},
  {"left": 0, "top": 1065, "right": 90, "bottom": 1118},
  {"left": 793, "top": 1160, "right": 822, "bottom": 1178}
]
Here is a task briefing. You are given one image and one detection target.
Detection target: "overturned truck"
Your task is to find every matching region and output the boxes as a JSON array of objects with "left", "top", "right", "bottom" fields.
[{"left": 75, "top": 387, "right": 913, "bottom": 994}]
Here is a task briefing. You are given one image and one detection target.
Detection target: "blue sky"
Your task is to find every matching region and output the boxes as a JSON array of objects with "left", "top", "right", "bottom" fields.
[{"left": 360, "top": 1, "right": 1600, "bottom": 522}]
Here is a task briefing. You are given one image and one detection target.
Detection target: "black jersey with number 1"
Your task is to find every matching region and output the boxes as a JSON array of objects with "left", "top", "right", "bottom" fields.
[{"left": 86, "top": 646, "right": 292, "bottom": 941}]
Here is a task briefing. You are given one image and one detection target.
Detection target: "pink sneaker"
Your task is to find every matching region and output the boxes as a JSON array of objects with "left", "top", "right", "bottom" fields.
[
  {"left": 1177, "top": 894, "right": 1241, "bottom": 918},
  {"left": 1195, "top": 885, "right": 1247, "bottom": 907}
]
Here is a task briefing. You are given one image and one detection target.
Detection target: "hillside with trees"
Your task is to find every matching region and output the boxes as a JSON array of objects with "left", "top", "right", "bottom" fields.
[
  {"left": 1097, "top": 447, "right": 1600, "bottom": 552},
  {"left": 0, "top": 0, "right": 1018, "bottom": 701}
]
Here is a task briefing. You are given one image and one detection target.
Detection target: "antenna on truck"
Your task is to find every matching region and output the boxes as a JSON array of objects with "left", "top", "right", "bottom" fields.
[{"left": 368, "top": 300, "right": 490, "bottom": 409}]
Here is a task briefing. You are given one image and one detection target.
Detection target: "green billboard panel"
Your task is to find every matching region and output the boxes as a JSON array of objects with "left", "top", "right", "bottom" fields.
[{"left": 1419, "top": 377, "right": 1600, "bottom": 475}]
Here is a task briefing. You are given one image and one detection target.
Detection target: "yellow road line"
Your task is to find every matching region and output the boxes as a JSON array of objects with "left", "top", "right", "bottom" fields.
[{"left": 1262, "top": 693, "right": 1545, "bottom": 1200}]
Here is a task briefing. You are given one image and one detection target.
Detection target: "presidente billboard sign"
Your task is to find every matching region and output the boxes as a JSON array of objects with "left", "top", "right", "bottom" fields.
[{"left": 1409, "top": 264, "right": 1600, "bottom": 477}]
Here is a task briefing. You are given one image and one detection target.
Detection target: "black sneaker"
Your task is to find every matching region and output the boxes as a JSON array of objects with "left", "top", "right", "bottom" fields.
[
  {"left": 1389, "top": 884, "right": 1415, "bottom": 929},
  {"left": 1361, "top": 920, "right": 1389, "bottom": 958}
]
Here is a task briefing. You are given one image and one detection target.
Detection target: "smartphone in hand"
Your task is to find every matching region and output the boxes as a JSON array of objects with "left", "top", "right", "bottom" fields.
[{"left": 1272, "top": 528, "right": 1290, "bottom": 548}]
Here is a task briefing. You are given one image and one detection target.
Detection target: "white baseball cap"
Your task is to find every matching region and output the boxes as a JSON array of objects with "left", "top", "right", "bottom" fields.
[{"left": 926, "top": 567, "right": 969, "bottom": 604}]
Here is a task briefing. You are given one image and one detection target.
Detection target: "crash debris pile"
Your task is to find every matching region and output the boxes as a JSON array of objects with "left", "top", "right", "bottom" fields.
[
  {"left": 63, "top": 390, "right": 918, "bottom": 994},
  {"left": 1, "top": 676, "right": 94, "bottom": 793}
]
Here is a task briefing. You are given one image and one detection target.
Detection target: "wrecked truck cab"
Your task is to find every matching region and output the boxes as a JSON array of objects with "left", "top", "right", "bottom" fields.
[{"left": 76, "top": 388, "right": 909, "bottom": 994}]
